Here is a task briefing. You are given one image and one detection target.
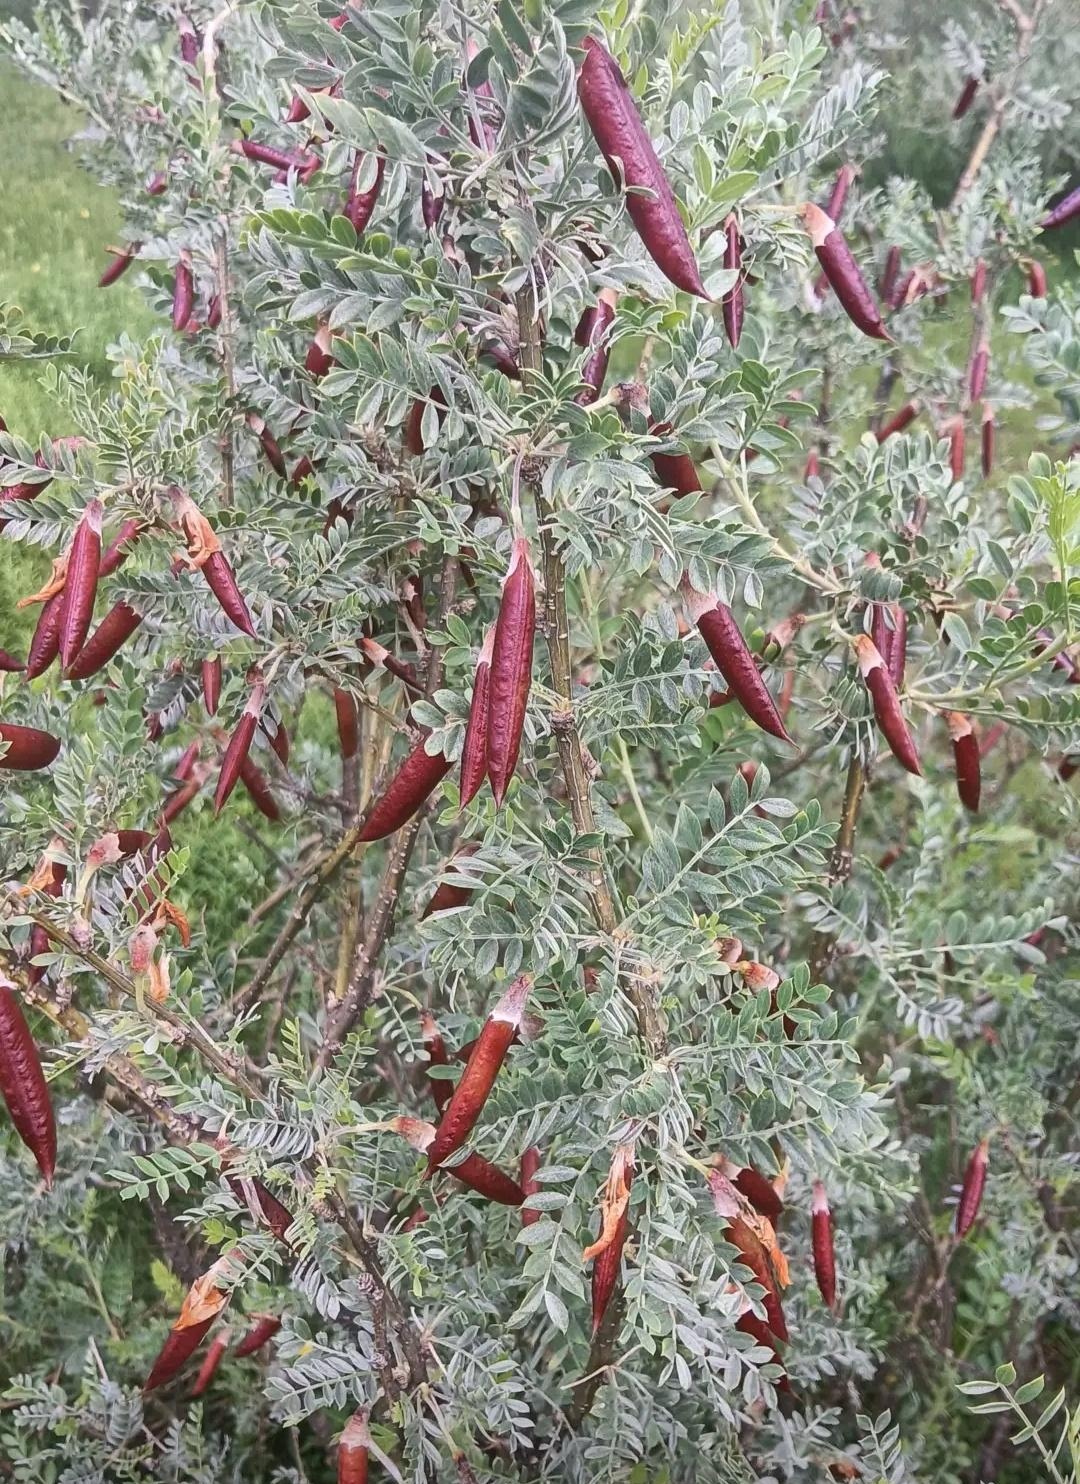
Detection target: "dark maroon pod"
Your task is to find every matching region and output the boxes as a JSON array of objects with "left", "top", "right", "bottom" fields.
[
  {"left": 803, "top": 203, "right": 890, "bottom": 341},
  {"left": 870, "top": 602, "right": 906, "bottom": 690},
  {"left": 215, "top": 681, "right": 265, "bottom": 813},
  {"left": 811, "top": 1182, "right": 837, "bottom": 1310},
  {"left": 953, "top": 76, "right": 979, "bottom": 119},
  {"left": 487, "top": 538, "right": 536, "bottom": 806},
  {"left": 202, "top": 656, "right": 222, "bottom": 715},
  {"left": 1040, "top": 185, "right": 1080, "bottom": 230},
  {"left": 0, "top": 723, "right": 60, "bottom": 770},
  {"left": 721, "top": 217, "right": 744, "bottom": 349},
  {"left": 177, "top": 13, "right": 200, "bottom": 65},
  {"left": 955, "top": 1137, "right": 990, "bottom": 1236},
  {"left": 359, "top": 734, "right": 453, "bottom": 840},
  {"left": 25, "top": 594, "right": 64, "bottom": 680},
  {"left": 577, "top": 36, "right": 709, "bottom": 299},
  {"left": 147, "top": 171, "right": 168, "bottom": 196},
  {"left": 878, "top": 245, "right": 901, "bottom": 304},
  {"left": 573, "top": 289, "right": 617, "bottom": 405},
  {"left": 99, "top": 245, "right": 138, "bottom": 287},
  {"left": 459, "top": 628, "right": 493, "bottom": 807},
  {"left": 981, "top": 403, "right": 995, "bottom": 477},
  {"left": 66, "top": 602, "right": 144, "bottom": 680},
  {"left": 305, "top": 323, "right": 334, "bottom": 379},
  {"left": 854, "top": 635, "right": 921, "bottom": 775},
  {"left": 823, "top": 163, "right": 857, "bottom": 223},
  {"left": 172, "top": 256, "right": 195, "bottom": 332},
  {"left": 0, "top": 649, "right": 24, "bottom": 672},
  {"left": 239, "top": 756, "right": 281, "bottom": 820},
  {"left": 98, "top": 518, "right": 142, "bottom": 577},
  {"left": 875, "top": 403, "right": 919, "bottom": 443},
  {"left": 334, "top": 688, "right": 359, "bottom": 759},
  {"left": 59, "top": 498, "right": 104, "bottom": 668},
  {"left": 203, "top": 553, "right": 256, "bottom": 637},
  {"left": 1025, "top": 258, "right": 1048, "bottom": 298},
  {"left": 650, "top": 423, "right": 702, "bottom": 499},
  {"left": 145, "top": 1318, "right": 214, "bottom": 1393},
  {"left": 421, "top": 174, "right": 445, "bottom": 228},
  {"left": 344, "top": 151, "right": 386, "bottom": 234},
  {"left": 683, "top": 582, "right": 791, "bottom": 743},
  {"left": 970, "top": 258, "right": 987, "bottom": 305},
  {"left": 947, "top": 712, "right": 981, "bottom": 812},
  {"left": 233, "top": 1313, "right": 281, "bottom": 1358},
  {"left": 0, "top": 981, "right": 57, "bottom": 1185}
]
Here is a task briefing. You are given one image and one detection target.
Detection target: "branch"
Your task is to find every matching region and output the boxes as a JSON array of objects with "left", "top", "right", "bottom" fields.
[{"left": 949, "top": 0, "right": 1045, "bottom": 210}]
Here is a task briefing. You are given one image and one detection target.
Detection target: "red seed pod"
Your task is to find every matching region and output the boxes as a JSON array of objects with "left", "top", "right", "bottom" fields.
[
  {"left": 955, "top": 1136, "right": 990, "bottom": 1237},
  {"left": 710, "top": 1172, "right": 788, "bottom": 1342},
  {"left": 161, "top": 774, "right": 203, "bottom": 825},
  {"left": 650, "top": 423, "right": 703, "bottom": 498},
  {"left": 190, "top": 1328, "right": 230, "bottom": 1397},
  {"left": 305, "top": 323, "right": 335, "bottom": 379},
  {"left": 721, "top": 215, "right": 744, "bottom": 349},
  {"left": 358, "top": 734, "right": 452, "bottom": 840},
  {"left": 206, "top": 294, "right": 222, "bottom": 329},
  {"left": 732, "top": 1163, "right": 783, "bottom": 1224},
  {"left": 291, "top": 455, "right": 316, "bottom": 486},
  {"left": 946, "top": 711, "right": 981, "bottom": 812},
  {"left": 253, "top": 417, "right": 288, "bottom": 479},
  {"left": 1039, "top": 185, "right": 1080, "bottom": 230},
  {"left": 65, "top": 601, "right": 143, "bottom": 680},
  {"left": 803, "top": 203, "right": 890, "bottom": 341},
  {"left": 970, "top": 258, "right": 987, "bottom": 304},
  {"left": 204, "top": 553, "right": 256, "bottom": 637},
  {"left": 239, "top": 756, "right": 281, "bottom": 821},
  {"left": 333, "top": 688, "right": 359, "bottom": 759},
  {"left": 869, "top": 601, "right": 906, "bottom": 690},
  {"left": 172, "top": 256, "right": 195, "bottom": 332},
  {"left": 226, "top": 1174, "right": 293, "bottom": 1246},
  {"left": 425, "top": 974, "right": 533, "bottom": 1172},
  {"left": 487, "top": 538, "right": 536, "bottom": 807},
  {"left": 0, "top": 723, "right": 61, "bottom": 771},
  {"left": 481, "top": 340, "right": 521, "bottom": 380},
  {"left": 981, "top": 402, "right": 995, "bottom": 478},
  {"left": 1025, "top": 258, "right": 1048, "bottom": 298},
  {"left": 98, "top": 244, "right": 138, "bottom": 287},
  {"left": 178, "top": 12, "right": 200, "bottom": 63},
  {"left": 683, "top": 582, "right": 791, "bottom": 743},
  {"left": 420, "top": 1011, "right": 453, "bottom": 1112},
  {"left": 0, "top": 978, "right": 57, "bottom": 1185},
  {"left": 402, "top": 386, "right": 447, "bottom": 455},
  {"left": 202, "top": 656, "right": 222, "bottom": 715},
  {"left": 285, "top": 92, "right": 311, "bottom": 123},
  {"left": 823, "top": 163, "right": 857, "bottom": 224},
  {"left": 854, "top": 635, "right": 921, "bottom": 775},
  {"left": 147, "top": 170, "right": 168, "bottom": 196},
  {"left": 811, "top": 1181, "right": 837, "bottom": 1310},
  {"left": 215, "top": 680, "right": 266, "bottom": 813},
  {"left": 520, "top": 1144, "right": 542, "bottom": 1226},
  {"left": 450, "top": 1151, "right": 525, "bottom": 1205},
  {"left": 262, "top": 713, "right": 290, "bottom": 766},
  {"left": 146, "top": 1317, "right": 215, "bottom": 1392},
  {"left": 421, "top": 174, "right": 444, "bottom": 228},
  {"left": 25, "top": 594, "right": 64, "bottom": 681},
  {"left": 953, "top": 75, "right": 979, "bottom": 118},
  {"left": 338, "top": 1409, "right": 371, "bottom": 1484},
  {"left": 402, "top": 1204, "right": 429, "bottom": 1231},
  {"left": 173, "top": 740, "right": 201, "bottom": 782},
  {"left": 879, "top": 244, "right": 901, "bottom": 304},
  {"left": 460, "top": 627, "right": 493, "bottom": 807},
  {"left": 344, "top": 151, "right": 386, "bottom": 234},
  {"left": 948, "top": 416, "right": 966, "bottom": 482},
  {"left": 98, "top": 517, "right": 143, "bottom": 577},
  {"left": 58, "top": 498, "right": 103, "bottom": 668},
  {"left": 875, "top": 402, "right": 919, "bottom": 442},
  {"left": 573, "top": 288, "right": 618, "bottom": 405},
  {"left": 0, "top": 649, "right": 24, "bottom": 671},
  {"left": 421, "top": 845, "right": 478, "bottom": 919},
  {"left": 233, "top": 1313, "right": 281, "bottom": 1358},
  {"left": 586, "top": 1145, "right": 635, "bottom": 1333},
  {"left": 979, "top": 720, "right": 1007, "bottom": 758},
  {"left": 238, "top": 138, "right": 319, "bottom": 175},
  {"left": 968, "top": 339, "right": 990, "bottom": 401},
  {"left": 804, "top": 447, "right": 821, "bottom": 481},
  {"left": 577, "top": 36, "right": 710, "bottom": 299}
]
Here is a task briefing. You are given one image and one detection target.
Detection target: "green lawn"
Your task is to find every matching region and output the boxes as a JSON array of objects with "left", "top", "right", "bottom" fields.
[{"left": 0, "top": 60, "right": 154, "bottom": 651}]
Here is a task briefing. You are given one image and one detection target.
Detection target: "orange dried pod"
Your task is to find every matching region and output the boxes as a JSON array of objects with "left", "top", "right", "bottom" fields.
[
  {"left": 585, "top": 1144, "right": 635, "bottom": 1333},
  {"left": 425, "top": 975, "right": 533, "bottom": 1172},
  {"left": 145, "top": 1252, "right": 234, "bottom": 1392},
  {"left": 338, "top": 1409, "right": 371, "bottom": 1484}
]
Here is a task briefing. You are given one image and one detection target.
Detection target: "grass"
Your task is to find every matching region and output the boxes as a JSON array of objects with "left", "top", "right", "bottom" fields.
[{"left": 0, "top": 60, "right": 154, "bottom": 652}]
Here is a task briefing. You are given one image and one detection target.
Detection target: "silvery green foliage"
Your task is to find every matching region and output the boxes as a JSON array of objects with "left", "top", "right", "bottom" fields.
[{"left": 0, "top": 0, "right": 1078, "bottom": 1481}]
